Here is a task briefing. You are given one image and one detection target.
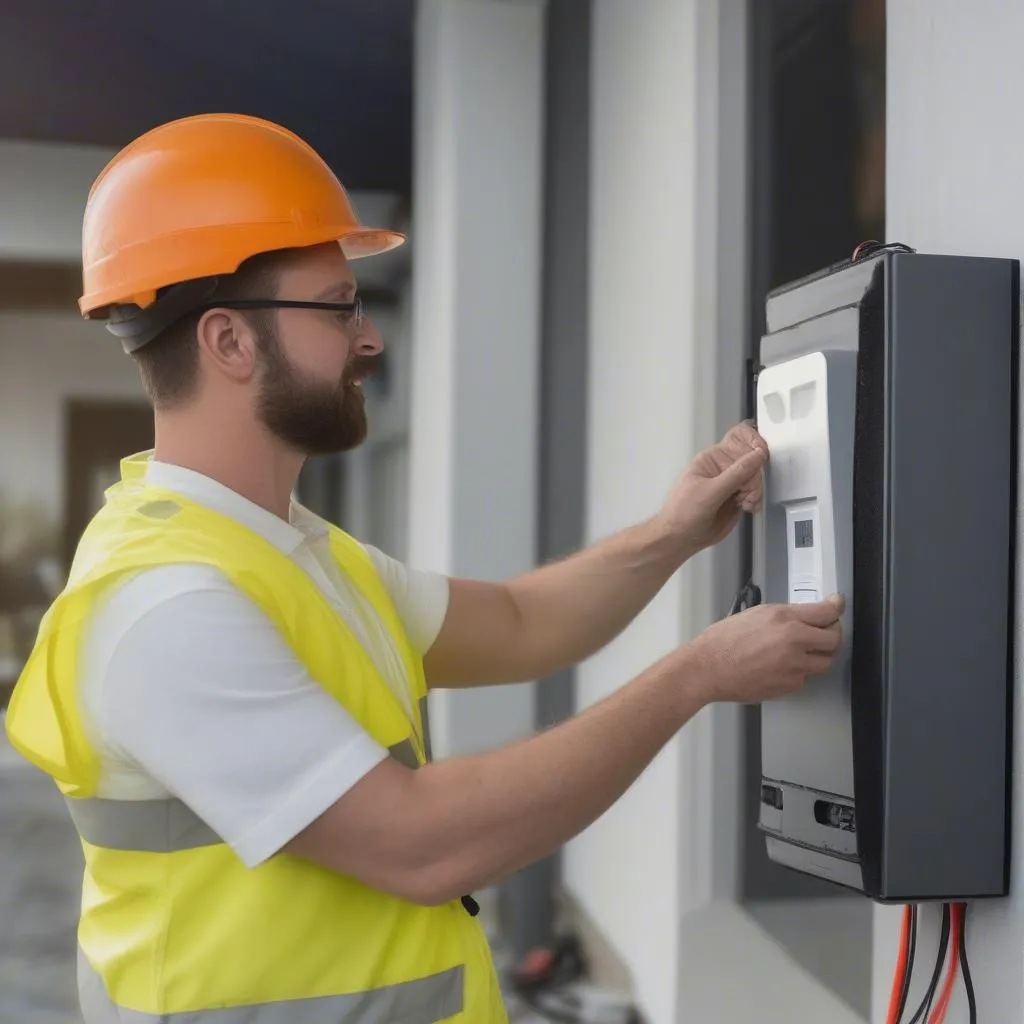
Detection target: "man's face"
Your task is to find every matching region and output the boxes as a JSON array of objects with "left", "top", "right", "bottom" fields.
[{"left": 254, "top": 244, "right": 383, "bottom": 456}]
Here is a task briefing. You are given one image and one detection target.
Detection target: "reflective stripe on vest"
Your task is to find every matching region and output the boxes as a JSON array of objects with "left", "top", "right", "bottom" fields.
[
  {"left": 79, "top": 947, "right": 464, "bottom": 1024},
  {"left": 66, "top": 796, "right": 220, "bottom": 852},
  {"left": 67, "top": 739, "right": 421, "bottom": 852}
]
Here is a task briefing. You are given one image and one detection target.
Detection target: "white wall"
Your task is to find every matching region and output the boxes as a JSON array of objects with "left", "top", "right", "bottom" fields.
[
  {"left": 873, "top": 3, "right": 1024, "bottom": 1020},
  {"left": 567, "top": 2, "right": 726, "bottom": 1020},
  {"left": 0, "top": 312, "right": 145, "bottom": 516},
  {"left": 409, "top": 0, "right": 544, "bottom": 758},
  {"left": 345, "top": 282, "right": 414, "bottom": 560},
  {"left": 0, "top": 142, "right": 112, "bottom": 262}
]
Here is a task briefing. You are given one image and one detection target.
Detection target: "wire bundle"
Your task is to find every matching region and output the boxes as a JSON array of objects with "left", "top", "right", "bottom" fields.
[{"left": 886, "top": 903, "right": 976, "bottom": 1024}]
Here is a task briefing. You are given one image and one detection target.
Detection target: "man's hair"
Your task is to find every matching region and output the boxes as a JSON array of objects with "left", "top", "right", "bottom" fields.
[{"left": 128, "top": 249, "right": 290, "bottom": 410}]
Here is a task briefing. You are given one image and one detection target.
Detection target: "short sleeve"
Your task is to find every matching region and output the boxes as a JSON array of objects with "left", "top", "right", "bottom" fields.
[
  {"left": 363, "top": 546, "right": 450, "bottom": 653},
  {"left": 90, "top": 567, "right": 389, "bottom": 868}
]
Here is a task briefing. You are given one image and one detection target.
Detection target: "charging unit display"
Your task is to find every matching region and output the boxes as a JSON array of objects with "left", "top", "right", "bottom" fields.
[{"left": 753, "top": 249, "right": 1017, "bottom": 903}]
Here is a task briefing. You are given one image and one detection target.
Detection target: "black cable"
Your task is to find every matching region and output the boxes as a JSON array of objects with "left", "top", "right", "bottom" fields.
[
  {"left": 728, "top": 580, "right": 761, "bottom": 616},
  {"left": 958, "top": 903, "right": 977, "bottom": 1024},
  {"left": 895, "top": 905, "right": 918, "bottom": 1022},
  {"left": 907, "top": 904, "right": 951, "bottom": 1024}
]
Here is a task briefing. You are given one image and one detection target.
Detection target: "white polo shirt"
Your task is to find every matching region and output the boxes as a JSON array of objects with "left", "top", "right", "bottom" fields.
[{"left": 78, "top": 460, "right": 450, "bottom": 868}]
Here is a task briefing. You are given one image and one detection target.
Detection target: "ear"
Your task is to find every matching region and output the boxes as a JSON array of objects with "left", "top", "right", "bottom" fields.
[{"left": 196, "top": 309, "right": 258, "bottom": 384}]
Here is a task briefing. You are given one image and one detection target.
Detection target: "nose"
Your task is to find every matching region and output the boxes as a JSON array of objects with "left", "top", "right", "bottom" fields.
[{"left": 355, "top": 316, "right": 384, "bottom": 356}]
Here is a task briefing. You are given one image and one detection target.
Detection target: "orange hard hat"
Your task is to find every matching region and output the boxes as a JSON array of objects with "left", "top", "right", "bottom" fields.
[{"left": 80, "top": 113, "right": 405, "bottom": 317}]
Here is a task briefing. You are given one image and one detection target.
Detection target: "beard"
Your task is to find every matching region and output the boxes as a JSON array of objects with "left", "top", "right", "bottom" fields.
[{"left": 255, "top": 327, "right": 375, "bottom": 456}]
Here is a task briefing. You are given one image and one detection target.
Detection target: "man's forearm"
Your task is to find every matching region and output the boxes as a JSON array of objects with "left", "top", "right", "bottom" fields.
[
  {"left": 423, "top": 515, "right": 697, "bottom": 689},
  {"left": 501, "top": 515, "right": 691, "bottom": 680},
  {"left": 407, "top": 644, "right": 707, "bottom": 903}
]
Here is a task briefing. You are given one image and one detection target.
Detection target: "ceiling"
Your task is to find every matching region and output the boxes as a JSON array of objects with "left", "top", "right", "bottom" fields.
[{"left": 0, "top": 0, "right": 415, "bottom": 194}]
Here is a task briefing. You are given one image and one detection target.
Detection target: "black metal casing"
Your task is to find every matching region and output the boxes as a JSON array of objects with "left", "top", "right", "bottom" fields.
[{"left": 756, "top": 251, "right": 1017, "bottom": 902}]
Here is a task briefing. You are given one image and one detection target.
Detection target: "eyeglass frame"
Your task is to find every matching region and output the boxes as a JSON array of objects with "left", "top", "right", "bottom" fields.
[{"left": 202, "top": 296, "right": 366, "bottom": 330}]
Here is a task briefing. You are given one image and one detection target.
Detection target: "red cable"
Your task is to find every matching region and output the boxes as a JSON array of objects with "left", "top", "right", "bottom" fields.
[
  {"left": 928, "top": 904, "right": 963, "bottom": 1024},
  {"left": 886, "top": 905, "right": 912, "bottom": 1024},
  {"left": 853, "top": 239, "right": 880, "bottom": 261}
]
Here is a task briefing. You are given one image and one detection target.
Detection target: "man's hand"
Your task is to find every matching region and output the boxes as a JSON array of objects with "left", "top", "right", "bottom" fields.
[
  {"left": 656, "top": 421, "right": 768, "bottom": 556},
  {"left": 689, "top": 595, "right": 845, "bottom": 704}
]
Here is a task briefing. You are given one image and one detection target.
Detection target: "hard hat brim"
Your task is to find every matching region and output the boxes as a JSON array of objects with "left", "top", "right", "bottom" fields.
[{"left": 340, "top": 228, "right": 407, "bottom": 261}]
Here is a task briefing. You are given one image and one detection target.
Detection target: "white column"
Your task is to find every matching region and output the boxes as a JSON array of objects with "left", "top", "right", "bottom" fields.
[
  {"left": 566, "top": 1, "right": 745, "bottom": 1019},
  {"left": 874, "top": 3, "right": 1024, "bottom": 1021},
  {"left": 408, "top": 0, "right": 545, "bottom": 758}
]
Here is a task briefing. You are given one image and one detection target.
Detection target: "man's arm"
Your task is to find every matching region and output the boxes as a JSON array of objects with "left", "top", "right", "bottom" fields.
[
  {"left": 424, "top": 424, "right": 768, "bottom": 689},
  {"left": 287, "top": 596, "right": 844, "bottom": 904},
  {"left": 424, "top": 516, "right": 682, "bottom": 688}
]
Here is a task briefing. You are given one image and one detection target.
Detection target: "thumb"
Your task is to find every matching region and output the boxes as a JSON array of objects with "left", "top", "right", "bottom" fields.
[
  {"left": 709, "top": 446, "right": 766, "bottom": 501},
  {"left": 790, "top": 593, "right": 845, "bottom": 627}
]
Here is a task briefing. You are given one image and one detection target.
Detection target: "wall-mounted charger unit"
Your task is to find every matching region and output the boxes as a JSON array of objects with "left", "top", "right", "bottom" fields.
[{"left": 754, "top": 250, "right": 1018, "bottom": 902}]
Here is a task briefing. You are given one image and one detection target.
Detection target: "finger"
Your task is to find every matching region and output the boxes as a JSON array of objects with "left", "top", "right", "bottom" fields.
[
  {"left": 776, "top": 670, "right": 812, "bottom": 695},
  {"left": 725, "top": 421, "right": 767, "bottom": 454},
  {"left": 820, "top": 622, "right": 843, "bottom": 653},
  {"left": 798, "top": 621, "right": 843, "bottom": 654},
  {"left": 709, "top": 446, "right": 767, "bottom": 502},
  {"left": 788, "top": 594, "right": 845, "bottom": 627},
  {"left": 728, "top": 426, "right": 768, "bottom": 512},
  {"left": 803, "top": 652, "right": 837, "bottom": 676},
  {"left": 740, "top": 471, "right": 764, "bottom": 512}
]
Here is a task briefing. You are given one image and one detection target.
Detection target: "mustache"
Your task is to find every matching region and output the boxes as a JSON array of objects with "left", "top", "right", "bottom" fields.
[{"left": 343, "top": 354, "right": 380, "bottom": 386}]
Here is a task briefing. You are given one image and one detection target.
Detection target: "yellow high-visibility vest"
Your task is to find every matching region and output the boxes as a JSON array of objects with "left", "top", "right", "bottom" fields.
[{"left": 5, "top": 453, "right": 506, "bottom": 1023}]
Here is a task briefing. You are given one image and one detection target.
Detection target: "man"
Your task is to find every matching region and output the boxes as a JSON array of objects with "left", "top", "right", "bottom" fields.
[{"left": 6, "top": 114, "right": 843, "bottom": 1024}]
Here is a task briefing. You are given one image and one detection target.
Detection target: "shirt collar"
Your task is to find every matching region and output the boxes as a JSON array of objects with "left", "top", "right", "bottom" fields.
[{"left": 141, "top": 454, "right": 328, "bottom": 554}]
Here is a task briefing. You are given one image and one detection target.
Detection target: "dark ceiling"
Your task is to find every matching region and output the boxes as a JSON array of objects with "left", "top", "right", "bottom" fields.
[{"left": 0, "top": 1, "right": 415, "bottom": 194}]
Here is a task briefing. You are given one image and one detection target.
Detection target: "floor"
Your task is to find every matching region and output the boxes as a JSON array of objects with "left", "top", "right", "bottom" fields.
[{"left": 0, "top": 724, "right": 82, "bottom": 1024}]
